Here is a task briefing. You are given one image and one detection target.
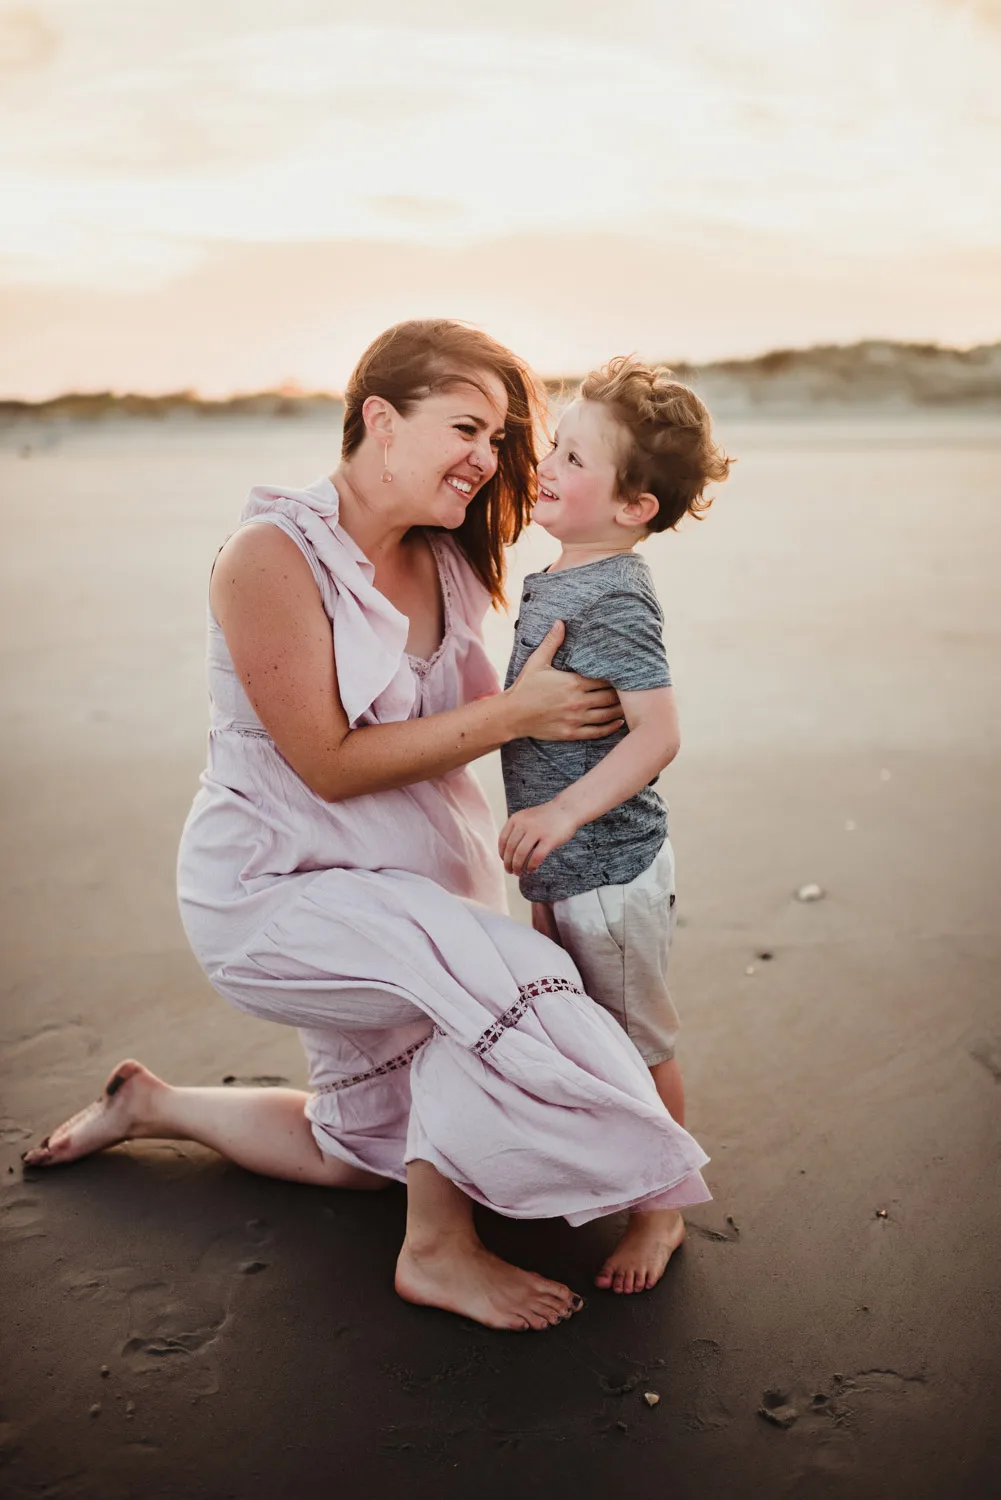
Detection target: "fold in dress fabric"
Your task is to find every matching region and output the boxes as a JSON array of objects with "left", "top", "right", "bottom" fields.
[{"left": 177, "top": 478, "right": 710, "bottom": 1225}]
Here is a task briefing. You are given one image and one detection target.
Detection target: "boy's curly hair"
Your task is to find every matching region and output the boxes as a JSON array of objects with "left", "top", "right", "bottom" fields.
[{"left": 579, "top": 356, "right": 731, "bottom": 531}]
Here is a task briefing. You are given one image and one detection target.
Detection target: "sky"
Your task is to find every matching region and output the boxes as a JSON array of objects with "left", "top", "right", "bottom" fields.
[{"left": 1, "top": 0, "right": 999, "bottom": 398}]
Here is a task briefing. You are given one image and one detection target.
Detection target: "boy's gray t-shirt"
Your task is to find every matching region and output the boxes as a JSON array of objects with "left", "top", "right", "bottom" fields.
[{"left": 501, "top": 551, "right": 671, "bottom": 903}]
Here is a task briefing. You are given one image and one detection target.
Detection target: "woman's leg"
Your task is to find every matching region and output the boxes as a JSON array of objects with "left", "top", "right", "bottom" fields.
[
  {"left": 22, "top": 1059, "right": 386, "bottom": 1189},
  {"left": 395, "top": 1159, "right": 583, "bottom": 1331},
  {"left": 24, "top": 1062, "right": 585, "bottom": 1331}
]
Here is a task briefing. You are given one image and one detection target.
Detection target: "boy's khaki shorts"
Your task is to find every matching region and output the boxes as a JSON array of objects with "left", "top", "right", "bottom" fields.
[{"left": 550, "top": 840, "right": 679, "bottom": 1067}]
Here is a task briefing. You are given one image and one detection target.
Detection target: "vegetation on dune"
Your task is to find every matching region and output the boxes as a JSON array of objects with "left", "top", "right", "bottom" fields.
[{"left": 3, "top": 342, "right": 1000, "bottom": 424}]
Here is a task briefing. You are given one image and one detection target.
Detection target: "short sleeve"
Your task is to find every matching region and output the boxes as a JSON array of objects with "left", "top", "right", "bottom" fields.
[{"left": 565, "top": 591, "right": 671, "bottom": 690}]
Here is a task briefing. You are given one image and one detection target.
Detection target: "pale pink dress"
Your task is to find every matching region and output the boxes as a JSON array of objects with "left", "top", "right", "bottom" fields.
[{"left": 177, "top": 478, "right": 710, "bottom": 1225}]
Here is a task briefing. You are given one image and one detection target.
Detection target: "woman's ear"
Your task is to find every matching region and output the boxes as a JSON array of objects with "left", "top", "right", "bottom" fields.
[
  {"left": 361, "top": 394, "right": 396, "bottom": 440},
  {"left": 615, "top": 491, "right": 660, "bottom": 531}
]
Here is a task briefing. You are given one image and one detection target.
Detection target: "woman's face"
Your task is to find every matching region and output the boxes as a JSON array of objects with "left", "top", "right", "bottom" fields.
[{"left": 388, "top": 370, "right": 509, "bottom": 529}]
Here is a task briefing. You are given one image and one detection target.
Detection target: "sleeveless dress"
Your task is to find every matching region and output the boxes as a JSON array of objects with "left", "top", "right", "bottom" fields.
[{"left": 177, "top": 477, "right": 710, "bottom": 1225}]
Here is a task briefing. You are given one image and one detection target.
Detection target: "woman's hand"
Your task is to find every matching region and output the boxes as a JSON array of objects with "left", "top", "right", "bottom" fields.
[
  {"left": 499, "top": 800, "right": 580, "bottom": 876},
  {"left": 505, "top": 621, "right": 623, "bottom": 742}
]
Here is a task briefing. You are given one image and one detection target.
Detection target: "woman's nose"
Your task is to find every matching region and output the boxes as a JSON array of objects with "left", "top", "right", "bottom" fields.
[{"left": 472, "top": 438, "right": 496, "bottom": 476}]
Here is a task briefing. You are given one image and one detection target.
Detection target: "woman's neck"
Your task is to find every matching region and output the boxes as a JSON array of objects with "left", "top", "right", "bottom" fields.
[{"left": 329, "top": 460, "right": 418, "bottom": 566}]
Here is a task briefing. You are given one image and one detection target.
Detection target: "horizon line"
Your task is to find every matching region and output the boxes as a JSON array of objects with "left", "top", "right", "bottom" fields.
[{"left": 3, "top": 336, "right": 999, "bottom": 409}]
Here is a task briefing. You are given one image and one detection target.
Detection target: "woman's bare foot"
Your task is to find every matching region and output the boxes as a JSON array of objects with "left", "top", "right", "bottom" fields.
[
  {"left": 595, "top": 1209, "right": 685, "bottom": 1294},
  {"left": 396, "top": 1235, "right": 584, "bottom": 1332},
  {"left": 22, "top": 1060, "right": 164, "bottom": 1168}
]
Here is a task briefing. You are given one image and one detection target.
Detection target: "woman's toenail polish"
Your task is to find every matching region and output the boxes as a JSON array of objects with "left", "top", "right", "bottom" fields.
[{"left": 572, "top": 1295, "right": 584, "bottom": 1310}]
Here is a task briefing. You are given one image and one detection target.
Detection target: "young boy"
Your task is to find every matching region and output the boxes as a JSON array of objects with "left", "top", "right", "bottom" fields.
[{"left": 499, "top": 356, "right": 730, "bottom": 1295}]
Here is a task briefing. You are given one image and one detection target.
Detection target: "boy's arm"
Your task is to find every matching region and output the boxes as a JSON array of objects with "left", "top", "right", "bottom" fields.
[{"left": 499, "top": 687, "right": 679, "bottom": 876}]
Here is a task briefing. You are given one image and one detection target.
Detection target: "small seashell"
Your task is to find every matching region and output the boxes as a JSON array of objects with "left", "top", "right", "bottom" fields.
[
  {"left": 745, "top": 964, "right": 756, "bottom": 976},
  {"left": 845, "top": 819, "right": 857, "bottom": 832},
  {"left": 796, "top": 883, "right": 824, "bottom": 902},
  {"left": 876, "top": 1208, "right": 888, "bottom": 1219},
  {"left": 643, "top": 1391, "right": 660, "bottom": 1407},
  {"left": 880, "top": 768, "right": 891, "bottom": 782}
]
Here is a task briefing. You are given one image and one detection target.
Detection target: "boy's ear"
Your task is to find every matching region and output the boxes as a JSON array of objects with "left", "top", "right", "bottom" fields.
[{"left": 615, "top": 490, "right": 660, "bottom": 531}]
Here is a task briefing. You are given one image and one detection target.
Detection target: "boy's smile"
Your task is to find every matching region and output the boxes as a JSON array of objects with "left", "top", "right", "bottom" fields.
[{"left": 533, "top": 398, "right": 626, "bottom": 544}]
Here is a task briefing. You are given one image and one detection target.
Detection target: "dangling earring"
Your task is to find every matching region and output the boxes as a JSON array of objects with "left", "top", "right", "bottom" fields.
[{"left": 381, "top": 441, "right": 393, "bottom": 484}]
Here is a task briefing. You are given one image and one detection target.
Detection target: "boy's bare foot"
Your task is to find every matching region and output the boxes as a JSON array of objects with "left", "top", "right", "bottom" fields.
[
  {"left": 22, "top": 1060, "right": 163, "bottom": 1167},
  {"left": 595, "top": 1209, "right": 685, "bottom": 1293},
  {"left": 396, "top": 1236, "right": 584, "bottom": 1332}
]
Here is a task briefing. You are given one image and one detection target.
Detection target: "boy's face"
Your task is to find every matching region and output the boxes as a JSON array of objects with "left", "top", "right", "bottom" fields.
[{"left": 533, "top": 399, "right": 631, "bottom": 544}]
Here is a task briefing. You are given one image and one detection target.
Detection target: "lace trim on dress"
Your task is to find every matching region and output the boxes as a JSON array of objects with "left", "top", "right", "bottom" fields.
[
  {"left": 314, "top": 1036, "right": 432, "bottom": 1095},
  {"left": 313, "top": 975, "right": 583, "bottom": 1091},
  {"left": 405, "top": 533, "right": 455, "bottom": 678},
  {"left": 472, "top": 976, "right": 583, "bottom": 1058}
]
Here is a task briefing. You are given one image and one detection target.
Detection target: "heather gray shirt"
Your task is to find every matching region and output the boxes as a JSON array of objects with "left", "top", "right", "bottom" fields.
[{"left": 501, "top": 551, "right": 671, "bottom": 903}]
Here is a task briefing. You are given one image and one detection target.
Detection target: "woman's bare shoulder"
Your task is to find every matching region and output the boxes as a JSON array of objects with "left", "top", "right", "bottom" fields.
[
  {"left": 211, "top": 521, "right": 321, "bottom": 621},
  {"left": 215, "top": 519, "right": 309, "bottom": 572}
]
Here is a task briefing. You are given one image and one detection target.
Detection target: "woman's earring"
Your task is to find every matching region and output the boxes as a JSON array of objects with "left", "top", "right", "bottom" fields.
[{"left": 381, "top": 442, "right": 393, "bottom": 484}]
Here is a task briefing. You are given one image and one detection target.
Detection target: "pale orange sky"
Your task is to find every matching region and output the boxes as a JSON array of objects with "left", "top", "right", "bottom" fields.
[{"left": 2, "top": 0, "right": 1000, "bottom": 398}]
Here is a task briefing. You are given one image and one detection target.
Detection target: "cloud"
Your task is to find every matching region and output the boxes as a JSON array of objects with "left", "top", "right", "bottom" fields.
[
  {"left": 1, "top": 0, "right": 999, "bottom": 388},
  {"left": 943, "top": 0, "right": 1001, "bottom": 32},
  {"left": 367, "top": 197, "right": 461, "bottom": 224},
  {"left": 0, "top": 3, "right": 58, "bottom": 75}
]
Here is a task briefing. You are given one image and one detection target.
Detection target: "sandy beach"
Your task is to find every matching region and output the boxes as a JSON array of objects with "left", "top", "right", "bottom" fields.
[{"left": 1, "top": 412, "right": 1000, "bottom": 1499}]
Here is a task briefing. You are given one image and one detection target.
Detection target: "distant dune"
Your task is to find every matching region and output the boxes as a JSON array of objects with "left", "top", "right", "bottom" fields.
[{"left": 3, "top": 341, "right": 1000, "bottom": 424}]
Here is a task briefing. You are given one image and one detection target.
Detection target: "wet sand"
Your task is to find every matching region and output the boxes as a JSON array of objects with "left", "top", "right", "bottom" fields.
[{"left": 2, "top": 415, "right": 1000, "bottom": 1498}]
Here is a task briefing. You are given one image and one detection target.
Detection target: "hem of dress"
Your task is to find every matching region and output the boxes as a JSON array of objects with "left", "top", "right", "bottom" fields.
[
  {"left": 398, "top": 1151, "right": 711, "bottom": 1227},
  {"left": 561, "top": 1168, "right": 712, "bottom": 1227},
  {"left": 306, "top": 1113, "right": 407, "bottom": 1185}
]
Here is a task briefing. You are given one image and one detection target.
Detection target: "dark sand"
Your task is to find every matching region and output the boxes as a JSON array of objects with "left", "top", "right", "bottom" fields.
[{"left": 2, "top": 416, "right": 1000, "bottom": 1499}]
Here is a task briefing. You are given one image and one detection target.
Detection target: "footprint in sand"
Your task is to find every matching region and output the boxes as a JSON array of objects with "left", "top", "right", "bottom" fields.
[
  {"left": 684, "top": 1338, "right": 732, "bottom": 1432},
  {"left": 758, "top": 1366, "right": 929, "bottom": 1449},
  {"left": 221, "top": 1075, "right": 290, "bottom": 1087},
  {"left": 0, "top": 1119, "right": 32, "bottom": 1146},
  {"left": 60, "top": 1218, "right": 276, "bottom": 1399},
  {"left": 686, "top": 1216, "right": 741, "bottom": 1244},
  {"left": 3, "top": 1016, "right": 100, "bottom": 1067},
  {"left": 0, "top": 1195, "right": 46, "bottom": 1239}
]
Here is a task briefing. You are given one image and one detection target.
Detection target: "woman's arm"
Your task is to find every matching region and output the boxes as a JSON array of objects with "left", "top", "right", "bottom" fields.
[
  {"left": 210, "top": 525, "right": 622, "bottom": 803},
  {"left": 498, "top": 687, "right": 680, "bottom": 875}
]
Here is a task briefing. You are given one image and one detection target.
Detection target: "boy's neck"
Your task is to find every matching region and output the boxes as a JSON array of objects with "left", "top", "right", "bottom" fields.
[{"left": 547, "top": 538, "right": 638, "bottom": 573}]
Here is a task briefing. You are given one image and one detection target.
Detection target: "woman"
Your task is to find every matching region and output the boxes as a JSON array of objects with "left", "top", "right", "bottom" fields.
[{"left": 25, "top": 320, "right": 709, "bottom": 1331}]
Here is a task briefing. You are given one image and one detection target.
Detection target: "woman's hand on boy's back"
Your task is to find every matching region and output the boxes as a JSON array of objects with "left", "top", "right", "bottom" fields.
[
  {"left": 499, "top": 801, "right": 580, "bottom": 877},
  {"left": 505, "top": 621, "right": 623, "bottom": 743}
]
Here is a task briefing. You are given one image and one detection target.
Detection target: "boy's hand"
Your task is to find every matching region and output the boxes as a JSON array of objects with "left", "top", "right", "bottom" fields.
[{"left": 499, "top": 801, "right": 579, "bottom": 877}]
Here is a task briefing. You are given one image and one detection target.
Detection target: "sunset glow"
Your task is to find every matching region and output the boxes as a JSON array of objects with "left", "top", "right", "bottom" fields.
[{"left": 2, "top": 0, "right": 999, "bottom": 396}]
